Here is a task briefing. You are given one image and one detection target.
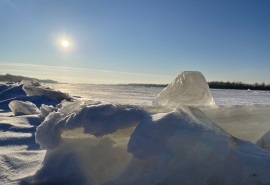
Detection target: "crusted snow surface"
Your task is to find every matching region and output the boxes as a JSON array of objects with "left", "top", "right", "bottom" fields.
[
  {"left": 8, "top": 100, "right": 41, "bottom": 116},
  {"left": 0, "top": 115, "right": 45, "bottom": 185},
  {"left": 153, "top": 71, "right": 215, "bottom": 106},
  {"left": 0, "top": 84, "right": 26, "bottom": 102},
  {"left": 0, "top": 145, "right": 45, "bottom": 185},
  {"left": 20, "top": 104, "right": 270, "bottom": 185}
]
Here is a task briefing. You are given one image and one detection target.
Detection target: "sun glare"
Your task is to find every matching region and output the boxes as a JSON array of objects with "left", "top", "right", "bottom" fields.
[{"left": 61, "top": 40, "right": 69, "bottom": 47}]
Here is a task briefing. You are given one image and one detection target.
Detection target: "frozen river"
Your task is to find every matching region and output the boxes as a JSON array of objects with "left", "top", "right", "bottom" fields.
[
  {"left": 49, "top": 83, "right": 270, "bottom": 106},
  {"left": 1, "top": 81, "right": 270, "bottom": 185}
]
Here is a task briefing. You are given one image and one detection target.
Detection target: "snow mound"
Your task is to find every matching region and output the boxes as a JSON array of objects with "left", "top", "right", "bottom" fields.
[
  {"left": 0, "top": 84, "right": 11, "bottom": 93},
  {"left": 22, "top": 104, "right": 270, "bottom": 185},
  {"left": 8, "top": 100, "right": 41, "bottom": 116},
  {"left": 21, "top": 79, "right": 41, "bottom": 86},
  {"left": 23, "top": 85, "right": 72, "bottom": 101},
  {"left": 0, "top": 84, "right": 26, "bottom": 101},
  {"left": 256, "top": 130, "right": 270, "bottom": 152},
  {"left": 153, "top": 71, "right": 215, "bottom": 106}
]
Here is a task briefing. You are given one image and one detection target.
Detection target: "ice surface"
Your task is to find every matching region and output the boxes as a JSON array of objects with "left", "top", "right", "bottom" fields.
[
  {"left": 211, "top": 89, "right": 270, "bottom": 105},
  {"left": 153, "top": 71, "right": 215, "bottom": 106},
  {"left": 201, "top": 104, "right": 270, "bottom": 143},
  {"left": 8, "top": 100, "right": 41, "bottom": 116},
  {"left": 20, "top": 104, "right": 270, "bottom": 185},
  {"left": 47, "top": 83, "right": 270, "bottom": 106},
  {"left": 48, "top": 83, "right": 162, "bottom": 106},
  {"left": 256, "top": 130, "right": 270, "bottom": 152}
]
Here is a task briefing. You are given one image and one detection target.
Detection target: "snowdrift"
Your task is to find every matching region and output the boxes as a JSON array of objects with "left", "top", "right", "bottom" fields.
[
  {"left": 21, "top": 103, "right": 270, "bottom": 185},
  {"left": 0, "top": 84, "right": 26, "bottom": 101},
  {"left": 153, "top": 71, "right": 215, "bottom": 106}
]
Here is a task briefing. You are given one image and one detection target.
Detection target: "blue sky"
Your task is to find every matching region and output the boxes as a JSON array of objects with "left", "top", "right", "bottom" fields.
[{"left": 0, "top": 0, "right": 269, "bottom": 84}]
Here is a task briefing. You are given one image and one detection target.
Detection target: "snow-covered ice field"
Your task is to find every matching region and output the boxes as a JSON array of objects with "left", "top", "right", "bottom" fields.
[
  {"left": 49, "top": 83, "right": 270, "bottom": 106},
  {"left": 1, "top": 71, "right": 270, "bottom": 185}
]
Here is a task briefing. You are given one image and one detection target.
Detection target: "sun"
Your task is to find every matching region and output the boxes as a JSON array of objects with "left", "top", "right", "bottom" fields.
[{"left": 61, "top": 40, "right": 69, "bottom": 47}]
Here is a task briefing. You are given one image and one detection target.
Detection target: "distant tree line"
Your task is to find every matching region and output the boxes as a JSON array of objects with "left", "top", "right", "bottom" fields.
[
  {"left": 0, "top": 74, "right": 58, "bottom": 83},
  {"left": 208, "top": 81, "right": 270, "bottom": 90},
  {"left": 126, "top": 83, "right": 168, "bottom": 88},
  {"left": 126, "top": 81, "right": 270, "bottom": 90}
]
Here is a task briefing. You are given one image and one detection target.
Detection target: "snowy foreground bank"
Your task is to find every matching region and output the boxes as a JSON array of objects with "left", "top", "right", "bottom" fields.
[{"left": 1, "top": 71, "right": 270, "bottom": 185}]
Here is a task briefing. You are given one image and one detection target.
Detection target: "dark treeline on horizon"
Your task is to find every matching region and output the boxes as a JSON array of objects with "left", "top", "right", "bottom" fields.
[
  {"left": 127, "top": 81, "right": 270, "bottom": 90},
  {"left": 0, "top": 74, "right": 58, "bottom": 83},
  {"left": 208, "top": 81, "right": 270, "bottom": 90}
]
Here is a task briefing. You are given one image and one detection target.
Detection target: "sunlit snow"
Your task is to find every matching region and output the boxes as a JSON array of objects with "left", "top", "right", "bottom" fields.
[{"left": 1, "top": 72, "right": 270, "bottom": 185}]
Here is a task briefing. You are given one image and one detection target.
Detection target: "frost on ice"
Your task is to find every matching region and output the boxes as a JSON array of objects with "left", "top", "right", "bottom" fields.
[{"left": 153, "top": 71, "right": 215, "bottom": 106}]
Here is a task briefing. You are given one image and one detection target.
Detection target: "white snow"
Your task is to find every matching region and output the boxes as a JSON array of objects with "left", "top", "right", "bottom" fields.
[
  {"left": 21, "top": 104, "right": 270, "bottom": 185},
  {"left": 1, "top": 72, "right": 270, "bottom": 185},
  {"left": 153, "top": 71, "right": 215, "bottom": 106},
  {"left": 0, "top": 131, "right": 32, "bottom": 140}
]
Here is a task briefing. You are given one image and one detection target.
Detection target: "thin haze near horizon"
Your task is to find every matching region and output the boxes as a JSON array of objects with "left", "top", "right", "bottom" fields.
[{"left": 0, "top": 0, "right": 269, "bottom": 84}]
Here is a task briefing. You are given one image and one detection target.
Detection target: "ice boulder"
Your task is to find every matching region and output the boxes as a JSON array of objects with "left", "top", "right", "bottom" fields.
[
  {"left": 8, "top": 100, "right": 41, "bottom": 116},
  {"left": 153, "top": 71, "right": 215, "bottom": 106},
  {"left": 23, "top": 85, "right": 71, "bottom": 101},
  {"left": 20, "top": 79, "right": 41, "bottom": 86},
  {"left": 40, "top": 104, "right": 57, "bottom": 117},
  {"left": 256, "top": 130, "right": 270, "bottom": 152}
]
